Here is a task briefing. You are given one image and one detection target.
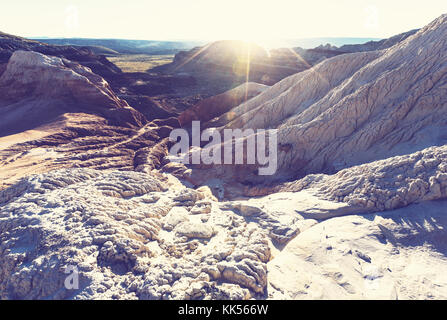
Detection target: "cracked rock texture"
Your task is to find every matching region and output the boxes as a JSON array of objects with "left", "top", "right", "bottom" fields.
[
  {"left": 281, "top": 145, "right": 447, "bottom": 218},
  {"left": 1, "top": 140, "right": 447, "bottom": 299},
  {"left": 0, "top": 169, "right": 271, "bottom": 299}
]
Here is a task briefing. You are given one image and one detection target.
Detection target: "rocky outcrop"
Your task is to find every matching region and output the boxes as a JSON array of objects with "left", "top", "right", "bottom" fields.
[
  {"left": 284, "top": 29, "right": 419, "bottom": 68},
  {"left": 0, "top": 169, "right": 271, "bottom": 299},
  {"left": 281, "top": 145, "right": 447, "bottom": 217},
  {"left": 0, "top": 31, "right": 121, "bottom": 79},
  {"left": 33, "top": 37, "right": 202, "bottom": 55},
  {"left": 1, "top": 144, "right": 447, "bottom": 299},
  {"left": 0, "top": 50, "right": 144, "bottom": 136},
  {"left": 220, "top": 145, "right": 447, "bottom": 299},
  {"left": 0, "top": 51, "right": 178, "bottom": 190}
]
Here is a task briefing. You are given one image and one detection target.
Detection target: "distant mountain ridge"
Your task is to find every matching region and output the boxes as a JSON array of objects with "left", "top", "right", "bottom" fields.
[
  {"left": 267, "top": 37, "right": 382, "bottom": 49},
  {"left": 152, "top": 29, "right": 418, "bottom": 92},
  {"left": 31, "top": 38, "right": 206, "bottom": 55}
]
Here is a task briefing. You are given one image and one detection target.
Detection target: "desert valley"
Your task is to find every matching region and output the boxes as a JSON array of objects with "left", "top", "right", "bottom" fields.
[{"left": 0, "top": 5, "right": 446, "bottom": 301}]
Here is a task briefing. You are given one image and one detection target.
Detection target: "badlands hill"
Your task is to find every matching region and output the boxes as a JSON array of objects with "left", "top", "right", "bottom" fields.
[
  {"left": 0, "top": 15, "right": 446, "bottom": 300},
  {"left": 0, "top": 31, "right": 121, "bottom": 79},
  {"left": 153, "top": 40, "right": 302, "bottom": 86},
  {"left": 189, "top": 14, "right": 447, "bottom": 187},
  {"left": 0, "top": 32, "right": 197, "bottom": 118},
  {"left": 0, "top": 51, "right": 143, "bottom": 136},
  {"left": 155, "top": 30, "right": 417, "bottom": 92},
  {"left": 178, "top": 82, "right": 269, "bottom": 127},
  {"left": 0, "top": 51, "right": 179, "bottom": 190},
  {"left": 2, "top": 162, "right": 445, "bottom": 299}
]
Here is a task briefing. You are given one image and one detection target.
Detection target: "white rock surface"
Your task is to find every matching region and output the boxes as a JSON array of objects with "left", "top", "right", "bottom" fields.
[
  {"left": 194, "top": 14, "right": 447, "bottom": 183},
  {"left": 1, "top": 142, "right": 446, "bottom": 299},
  {"left": 0, "top": 169, "right": 271, "bottom": 299},
  {"left": 282, "top": 145, "right": 447, "bottom": 217},
  {"left": 268, "top": 200, "right": 447, "bottom": 299}
]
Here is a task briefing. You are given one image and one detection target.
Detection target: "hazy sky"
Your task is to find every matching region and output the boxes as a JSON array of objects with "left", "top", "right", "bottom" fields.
[{"left": 1, "top": 0, "right": 446, "bottom": 42}]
